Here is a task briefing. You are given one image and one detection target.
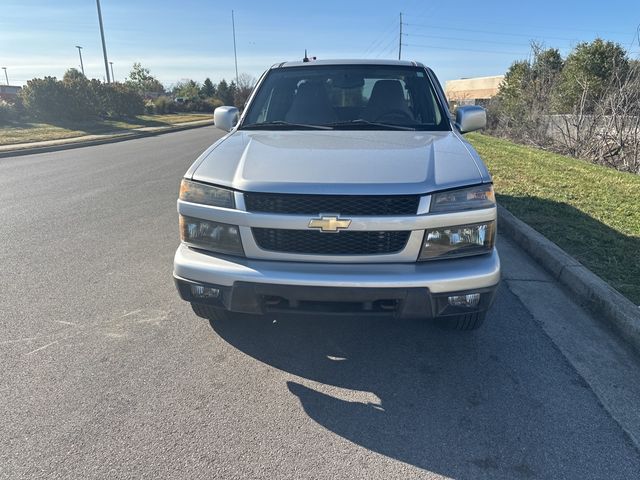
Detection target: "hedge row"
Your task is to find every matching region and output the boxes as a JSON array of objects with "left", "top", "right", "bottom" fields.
[{"left": 19, "top": 76, "right": 144, "bottom": 121}]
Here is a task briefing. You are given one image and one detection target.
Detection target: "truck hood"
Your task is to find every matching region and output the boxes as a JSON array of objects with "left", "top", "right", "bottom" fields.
[{"left": 190, "top": 130, "right": 485, "bottom": 195}]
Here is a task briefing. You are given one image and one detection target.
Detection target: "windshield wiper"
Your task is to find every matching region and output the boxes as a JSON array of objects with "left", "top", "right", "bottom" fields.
[
  {"left": 240, "top": 121, "right": 331, "bottom": 130},
  {"left": 327, "top": 119, "right": 416, "bottom": 131}
]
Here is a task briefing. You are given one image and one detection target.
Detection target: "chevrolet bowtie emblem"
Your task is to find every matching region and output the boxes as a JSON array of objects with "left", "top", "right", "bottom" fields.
[{"left": 308, "top": 215, "right": 352, "bottom": 233}]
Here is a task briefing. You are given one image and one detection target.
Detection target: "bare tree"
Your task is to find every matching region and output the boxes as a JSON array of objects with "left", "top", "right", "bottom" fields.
[
  {"left": 553, "top": 54, "right": 640, "bottom": 172},
  {"left": 489, "top": 40, "right": 640, "bottom": 174},
  {"left": 234, "top": 73, "right": 257, "bottom": 109}
]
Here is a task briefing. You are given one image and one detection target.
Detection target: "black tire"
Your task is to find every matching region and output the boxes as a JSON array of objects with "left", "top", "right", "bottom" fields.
[
  {"left": 190, "top": 303, "right": 230, "bottom": 322},
  {"left": 437, "top": 311, "right": 486, "bottom": 331}
]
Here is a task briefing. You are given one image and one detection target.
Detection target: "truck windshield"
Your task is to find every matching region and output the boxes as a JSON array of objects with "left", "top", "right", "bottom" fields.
[{"left": 241, "top": 65, "right": 450, "bottom": 131}]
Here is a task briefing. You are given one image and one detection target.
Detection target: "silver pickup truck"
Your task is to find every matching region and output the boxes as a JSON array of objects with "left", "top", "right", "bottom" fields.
[{"left": 173, "top": 59, "right": 500, "bottom": 330}]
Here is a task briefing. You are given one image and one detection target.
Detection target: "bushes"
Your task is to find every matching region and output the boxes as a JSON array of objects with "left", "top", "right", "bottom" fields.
[
  {"left": 153, "top": 96, "right": 220, "bottom": 114},
  {"left": 14, "top": 68, "right": 234, "bottom": 125},
  {"left": 20, "top": 77, "right": 70, "bottom": 120},
  {"left": 98, "top": 83, "right": 144, "bottom": 117},
  {"left": 0, "top": 100, "right": 17, "bottom": 123},
  {"left": 153, "top": 96, "right": 175, "bottom": 114},
  {"left": 183, "top": 97, "right": 221, "bottom": 113},
  {"left": 63, "top": 75, "right": 100, "bottom": 120},
  {"left": 486, "top": 40, "right": 640, "bottom": 173},
  {"left": 19, "top": 73, "right": 144, "bottom": 121},
  {"left": 205, "top": 97, "right": 223, "bottom": 111},
  {"left": 144, "top": 100, "right": 155, "bottom": 114}
]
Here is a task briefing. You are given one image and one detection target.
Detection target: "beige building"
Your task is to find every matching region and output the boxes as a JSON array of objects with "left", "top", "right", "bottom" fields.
[{"left": 445, "top": 75, "right": 504, "bottom": 107}]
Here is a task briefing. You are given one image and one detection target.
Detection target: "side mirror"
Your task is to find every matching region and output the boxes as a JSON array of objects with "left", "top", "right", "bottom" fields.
[
  {"left": 455, "top": 105, "right": 486, "bottom": 134},
  {"left": 214, "top": 106, "right": 239, "bottom": 132}
]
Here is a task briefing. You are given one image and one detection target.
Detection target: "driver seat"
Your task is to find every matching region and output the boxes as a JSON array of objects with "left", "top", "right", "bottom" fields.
[
  {"left": 362, "top": 80, "right": 413, "bottom": 122},
  {"left": 285, "top": 82, "right": 337, "bottom": 124}
]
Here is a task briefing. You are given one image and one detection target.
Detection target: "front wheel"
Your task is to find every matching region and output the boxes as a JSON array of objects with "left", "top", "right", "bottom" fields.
[{"left": 436, "top": 311, "right": 486, "bottom": 331}]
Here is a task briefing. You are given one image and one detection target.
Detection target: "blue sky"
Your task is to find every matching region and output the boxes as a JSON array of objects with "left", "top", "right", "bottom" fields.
[{"left": 2, "top": 0, "right": 639, "bottom": 87}]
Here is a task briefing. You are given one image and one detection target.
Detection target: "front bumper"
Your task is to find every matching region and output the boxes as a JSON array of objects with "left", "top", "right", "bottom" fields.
[{"left": 173, "top": 245, "right": 500, "bottom": 318}]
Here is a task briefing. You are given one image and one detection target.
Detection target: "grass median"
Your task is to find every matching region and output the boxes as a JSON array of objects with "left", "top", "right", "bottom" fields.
[
  {"left": 467, "top": 132, "right": 640, "bottom": 304},
  {"left": 0, "top": 113, "right": 212, "bottom": 146}
]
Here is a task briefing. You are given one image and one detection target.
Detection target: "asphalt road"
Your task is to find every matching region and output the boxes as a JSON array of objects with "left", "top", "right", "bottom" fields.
[{"left": 2, "top": 127, "right": 640, "bottom": 479}]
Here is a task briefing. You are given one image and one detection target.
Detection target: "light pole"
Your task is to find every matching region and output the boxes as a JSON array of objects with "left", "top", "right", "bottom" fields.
[
  {"left": 75, "top": 45, "right": 85, "bottom": 75},
  {"left": 96, "top": 0, "right": 111, "bottom": 83},
  {"left": 398, "top": 12, "right": 403, "bottom": 60},
  {"left": 231, "top": 10, "right": 238, "bottom": 85},
  {"left": 1, "top": 67, "right": 8, "bottom": 85},
  {"left": 109, "top": 61, "right": 115, "bottom": 82}
]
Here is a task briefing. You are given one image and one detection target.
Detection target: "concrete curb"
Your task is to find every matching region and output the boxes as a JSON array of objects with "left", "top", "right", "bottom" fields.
[
  {"left": 0, "top": 120, "right": 215, "bottom": 158},
  {"left": 498, "top": 204, "right": 640, "bottom": 354}
]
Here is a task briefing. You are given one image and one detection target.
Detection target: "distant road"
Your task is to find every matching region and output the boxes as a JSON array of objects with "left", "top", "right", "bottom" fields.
[{"left": 1, "top": 126, "right": 639, "bottom": 479}]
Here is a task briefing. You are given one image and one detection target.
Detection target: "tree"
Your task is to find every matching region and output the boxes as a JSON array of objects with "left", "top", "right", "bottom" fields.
[
  {"left": 173, "top": 79, "right": 200, "bottom": 99},
  {"left": 554, "top": 39, "right": 629, "bottom": 113},
  {"left": 63, "top": 68, "right": 86, "bottom": 83},
  {"left": 200, "top": 77, "right": 216, "bottom": 98},
  {"left": 216, "top": 79, "right": 234, "bottom": 105},
  {"left": 228, "top": 81, "right": 238, "bottom": 105},
  {"left": 125, "top": 62, "right": 165, "bottom": 95},
  {"left": 495, "top": 60, "right": 531, "bottom": 120},
  {"left": 532, "top": 47, "right": 563, "bottom": 79},
  {"left": 234, "top": 73, "right": 257, "bottom": 108},
  {"left": 490, "top": 45, "right": 565, "bottom": 144}
]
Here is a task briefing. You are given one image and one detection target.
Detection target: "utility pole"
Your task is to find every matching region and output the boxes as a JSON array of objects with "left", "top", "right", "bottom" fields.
[
  {"left": 398, "top": 12, "right": 403, "bottom": 60},
  {"left": 2, "top": 67, "right": 8, "bottom": 85},
  {"left": 96, "top": 0, "right": 111, "bottom": 83},
  {"left": 231, "top": 10, "right": 239, "bottom": 85},
  {"left": 75, "top": 46, "right": 85, "bottom": 75},
  {"left": 109, "top": 61, "right": 115, "bottom": 82}
]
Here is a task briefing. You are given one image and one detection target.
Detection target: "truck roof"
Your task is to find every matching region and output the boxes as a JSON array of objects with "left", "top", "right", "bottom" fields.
[{"left": 271, "top": 59, "right": 426, "bottom": 69}]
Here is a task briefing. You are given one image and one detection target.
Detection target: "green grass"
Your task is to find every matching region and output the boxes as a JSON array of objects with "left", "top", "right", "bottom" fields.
[
  {"left": 0, "top": 113, "right": 211, "bottom": 145},
  {"left": 467, "top": 132, "right": 640, "bottom": 304}
]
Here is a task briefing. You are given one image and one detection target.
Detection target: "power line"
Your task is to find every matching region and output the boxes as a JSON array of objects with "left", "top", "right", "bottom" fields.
[
  {"left": 429, "top": 18, "right": 631, "bottom": 37},
  {"left": 376, "top": 34, "right": 400, "bottom": 58},
  {"left": 403, "top": 31, "right": 557, "bottom": 48},
  {"left": 402, "top": 42, "right": 528, "bottom": 56},
  {"left": 363, "top": 19, "right": 399, "bottom": 57},
  {"left": 404, "top": 22, "right": 582, "bottom": 42},
  {"left": 363, "top": 20, "right": 397, "bottom": 56}
]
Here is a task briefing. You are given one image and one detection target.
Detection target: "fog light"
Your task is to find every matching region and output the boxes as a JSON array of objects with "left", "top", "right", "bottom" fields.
[
  {"left": 190, "top": 285, "right": 220, "bottom": 299},
  {"left": 448, "top": 293, "right": 481, "bottom": 307}
]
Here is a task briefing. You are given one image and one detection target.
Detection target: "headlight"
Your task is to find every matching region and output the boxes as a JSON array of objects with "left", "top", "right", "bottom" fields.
[
  {"left": 179, "top": 179, "right": 235, "bottom": 208},
  {"left": 418, "top": 221, "right": 495, "bottom": 260},
  {"left": 430, "top": 184, "right": 495, "bottom": 213},
  {"left": 180, "top": 215, "right": 244, "bottom": 256}
]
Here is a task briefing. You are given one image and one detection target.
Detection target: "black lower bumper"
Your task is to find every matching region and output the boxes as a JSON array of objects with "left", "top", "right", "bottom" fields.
[{"left": 175, "top": 277, "right": 497, "bottom": 319}]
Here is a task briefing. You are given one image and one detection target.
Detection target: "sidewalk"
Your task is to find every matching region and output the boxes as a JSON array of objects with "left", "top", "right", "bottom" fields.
[{"left": 0, "top": 118, "right": 215, "bottom": 157}]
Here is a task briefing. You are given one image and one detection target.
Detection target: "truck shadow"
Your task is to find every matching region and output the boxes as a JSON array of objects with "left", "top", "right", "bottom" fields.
[{"left": 207, "top": 284, "right": 638, "bottom": 478}]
